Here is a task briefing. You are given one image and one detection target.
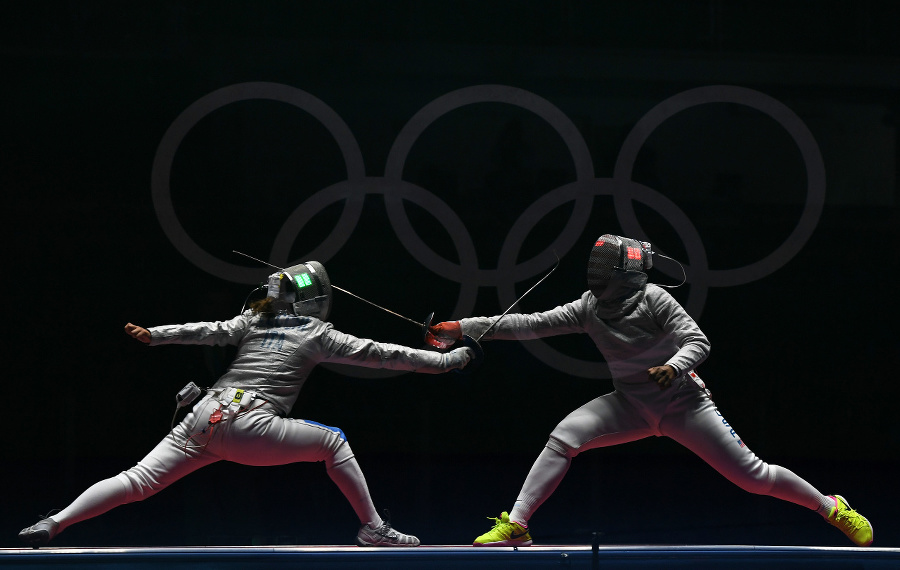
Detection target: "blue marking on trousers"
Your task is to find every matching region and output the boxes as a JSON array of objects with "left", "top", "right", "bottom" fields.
[
  {"left": 715, "top": 408, "right": 745, "bottom": 447},
  {"left": 304, "top": 420, "right": 346, "bottom": 441}
]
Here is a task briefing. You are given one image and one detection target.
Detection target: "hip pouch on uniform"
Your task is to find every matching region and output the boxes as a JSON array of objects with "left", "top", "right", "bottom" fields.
[{"left": 217, "top": 387, "right": 258, "bottom": 419}]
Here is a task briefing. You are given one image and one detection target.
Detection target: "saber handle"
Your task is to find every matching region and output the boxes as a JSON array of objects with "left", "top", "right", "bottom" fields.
[{"left": 453, "top": 334, "right": 485, "bottom": 376}]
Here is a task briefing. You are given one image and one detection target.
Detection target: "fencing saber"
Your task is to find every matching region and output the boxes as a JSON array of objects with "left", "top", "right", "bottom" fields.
[
  {"left": 453, "top": 253, "right": 560, "bottom": 374},
  {"left": 233, "top": 251, "right": 435, "bottom": 340},
  {"left": 331, "top": 284, "right": 436, "bottom": 342},
  {"left": 473, "top": 253, "right": 561, "bottom": 343}
]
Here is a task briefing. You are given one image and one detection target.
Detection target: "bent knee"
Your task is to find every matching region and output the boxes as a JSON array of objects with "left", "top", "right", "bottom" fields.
[
  {"left": 545, "top": 436, "right": 578, "bottom": 458},
  {"left": 310, "top": 422, "right": 352, "bottom": 469},
  {"left": 325, "top": 436, "right": 355, "bottom": 469}
]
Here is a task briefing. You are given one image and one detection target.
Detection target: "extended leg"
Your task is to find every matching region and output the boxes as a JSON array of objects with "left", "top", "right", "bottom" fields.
[
  {"left": 660, "top": 390, "right": 873, "bottom": 546},
  {"left": 19, "top": 398, "right": 220, "bottom": 546}
]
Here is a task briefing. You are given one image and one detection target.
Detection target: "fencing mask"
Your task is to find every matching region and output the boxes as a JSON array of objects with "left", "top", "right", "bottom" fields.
[
  {"left": 266, "top": 261, "right": 333, "bottom": 320},
  {"left": 587, "top": 234, "right": 653, "bottom": 301}
]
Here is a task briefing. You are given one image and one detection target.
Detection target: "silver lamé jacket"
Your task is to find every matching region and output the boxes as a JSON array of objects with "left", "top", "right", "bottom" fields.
[
  {"left": 149, "top": 312, "right": 469, "bottom": 415},
  {"left": 459, "top": 284, "right": 710, "bottom": 388}
]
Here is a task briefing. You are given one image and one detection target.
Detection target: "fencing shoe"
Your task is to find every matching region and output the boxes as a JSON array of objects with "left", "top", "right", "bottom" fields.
[
  {"left": 826, "top": 495, "right": 873, "bottom": 546},
  {"left": 19, "top": 517, "right": 60, "bottom": 547},
  {"left": 473, "top": 511, "right": 532, "bottom": 546},
  {"left": 355, "top": 510, "right": 420, "bottom": 547}
]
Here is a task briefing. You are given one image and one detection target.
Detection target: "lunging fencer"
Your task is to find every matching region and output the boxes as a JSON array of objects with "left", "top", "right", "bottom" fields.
[
  {"left": 427, "top": 234, "right": 874, "bottom": 547},
  {"left": 19, "top": 261, "right": 474, "bottom": 547}
]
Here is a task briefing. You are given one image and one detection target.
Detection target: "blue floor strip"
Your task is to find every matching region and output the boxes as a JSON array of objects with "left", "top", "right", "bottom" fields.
[{"left": 3, "top": 545, "right": 900, "bottom": 569}]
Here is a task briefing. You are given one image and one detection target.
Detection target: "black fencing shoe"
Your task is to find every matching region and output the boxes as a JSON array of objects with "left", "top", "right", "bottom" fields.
[{"left": 19, "top": 517, "right": 59, "bottom": 547}]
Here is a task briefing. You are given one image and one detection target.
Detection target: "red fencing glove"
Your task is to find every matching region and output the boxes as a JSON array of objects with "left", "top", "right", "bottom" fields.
[{"left": 425, "top": 321, "right": 462, "bottom": 349}]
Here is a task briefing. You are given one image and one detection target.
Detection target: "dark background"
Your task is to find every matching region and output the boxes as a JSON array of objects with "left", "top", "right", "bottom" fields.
[{"left": 3, "top": 1, "right": 898, "bottom": 548}]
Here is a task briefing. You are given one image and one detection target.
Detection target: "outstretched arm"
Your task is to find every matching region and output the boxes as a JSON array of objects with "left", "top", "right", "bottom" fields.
[
  {"left": 124, "top": 322, "right": 151, "bottom": 344},
  {"left": 140, "top": 314, "right": 252, "bottom": 347},
  {"left": 428, "top": 298, "right": 586, "bottom": 348},
  {"left": 320, "top": 325, "right": 474, "bottom": 373}
]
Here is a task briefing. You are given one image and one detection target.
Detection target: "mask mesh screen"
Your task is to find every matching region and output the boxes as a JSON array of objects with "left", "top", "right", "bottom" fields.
[{"left": 587, "top": 234, "right": 621, "bottom": 295}]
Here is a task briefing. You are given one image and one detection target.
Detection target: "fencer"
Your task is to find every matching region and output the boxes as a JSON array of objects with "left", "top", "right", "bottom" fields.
[
  {"left": 19, "top": 261, "right": 474, "bottom": 547},
  {"left": 428, "top": 234, "right": 874, "bottom": 547}
]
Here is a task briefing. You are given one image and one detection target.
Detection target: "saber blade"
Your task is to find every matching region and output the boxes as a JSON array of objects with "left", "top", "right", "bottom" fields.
[
  {"left": 232, "top": 250, "right": 284, "bottom": 272},
  {"left": 476, "top": 253, "right": 560, "bottom": 342},
  {"left": 330, "top": 285, "right": 423, "bottom": 328},
  {"left": 232, "top": 250, "right": 432, "bottom": 336}
]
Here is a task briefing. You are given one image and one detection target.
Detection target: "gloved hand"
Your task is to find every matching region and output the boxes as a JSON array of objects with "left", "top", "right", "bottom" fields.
[
  {"left": 425, "top": 321, "right": 462, "bottom": 349},
  {"left": 446, "top": 346, "right": 476, "bottom": 370}
]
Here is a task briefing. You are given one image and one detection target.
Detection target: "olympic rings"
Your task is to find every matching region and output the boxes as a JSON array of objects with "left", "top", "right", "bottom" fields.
[
  {"left": 613, "top": 85, "right": 826, "bottom": 289},
  {"left": 151, "top": 82, "right": 825, "bottom": 378},
  {"left": 151, "top": 82, "right": 367, "bottom": 281}
]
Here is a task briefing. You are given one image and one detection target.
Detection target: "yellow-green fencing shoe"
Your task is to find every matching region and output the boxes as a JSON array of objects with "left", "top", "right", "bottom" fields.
[
  {"left": 473, "top": 511, "right": 532, "bottom": 546},
  {"left": 827, "top": 495, "right": 873, "bottom": 546}
]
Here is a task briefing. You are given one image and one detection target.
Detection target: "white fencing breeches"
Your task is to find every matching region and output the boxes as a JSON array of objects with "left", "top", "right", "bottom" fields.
[
  {"left": 52, "top": 394, "right": 381, "bottom": 531},
  {"left": 511, "top": 377, "right": 825, "bottom": 523}
]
